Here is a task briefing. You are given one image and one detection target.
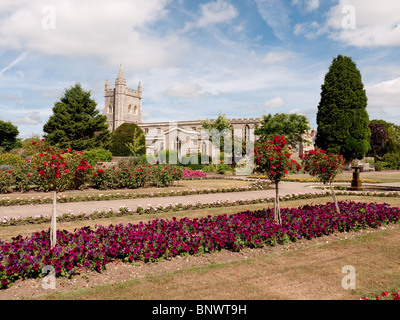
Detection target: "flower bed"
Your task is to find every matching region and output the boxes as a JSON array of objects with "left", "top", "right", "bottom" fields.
[
  {"left": 1, "top": 201, "right": 399, "bottom": 289},
  {"left": 182, "top": 168, "right": 207, "bottom": 179}
]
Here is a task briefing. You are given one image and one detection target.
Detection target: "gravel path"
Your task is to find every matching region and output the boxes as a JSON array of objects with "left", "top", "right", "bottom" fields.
[{"left": 0, "top": 182, "right": 319, "bottom": 219}]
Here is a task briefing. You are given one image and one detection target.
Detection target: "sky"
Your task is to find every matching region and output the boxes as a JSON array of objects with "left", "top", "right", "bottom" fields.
[{"left": 1, "top": 0, "right": 400, "bottom": 139}]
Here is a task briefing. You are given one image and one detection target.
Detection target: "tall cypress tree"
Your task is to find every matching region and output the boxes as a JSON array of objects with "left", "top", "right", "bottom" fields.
[
  {"left": 315, "top": 55, "right": 370, "bottom": 161},
  {"left": 43, "top": 83, "right": 111, "bottom": 151}
]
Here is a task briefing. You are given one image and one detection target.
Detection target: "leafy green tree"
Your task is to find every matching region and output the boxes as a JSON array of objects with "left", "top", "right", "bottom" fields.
[
  {"left": 109, "top": 123, "right": 146, "bottom": 156},
  {"left": 315, "top": 55, "right": 371, "bottom": 162},
  {"left": 43, "top": 83, "right": 111, "bottom": 151},
  {"left": 125, "top": 128, "right": 146, "bottom": 157},
  {"left": 255, "top": 113, "right": 310, "bottom": 147},
  {"left": 0, "top": 120, "right": 21, "bottom": 152},
  {"left": 200, "top": 111, "right": 248, "bottom": 166},
  {"left": 200, "top": 111, "right": 233, "bottom": 154}
]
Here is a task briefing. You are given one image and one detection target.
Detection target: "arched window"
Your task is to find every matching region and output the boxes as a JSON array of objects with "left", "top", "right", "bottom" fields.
[
  {"left": 134, "top": 105, "right": 138, "bottom": 115},
  {"left": 128, "top": 105, "right": 132, "bottom": 114},
  {"left": 201, "top": 141, "right": 207, "bottom": 155},
  {"left": 174, "top": 137, "right": 182, "bottom": 156},
  {"left": 108, "top": 106, "right": 113, "bottom": 114},
  {"left": 244, "top": 125, "right": 251, "bottom": 142}
]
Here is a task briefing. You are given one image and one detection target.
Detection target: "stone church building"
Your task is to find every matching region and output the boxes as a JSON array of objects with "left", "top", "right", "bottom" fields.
[{"left": 103, "top": 65, "right": 314, "bottom": 160}]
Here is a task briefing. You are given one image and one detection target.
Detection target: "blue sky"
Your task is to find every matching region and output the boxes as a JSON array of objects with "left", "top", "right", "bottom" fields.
[{"left": 1, "top": 0, "right": 400, "bottom": 139}]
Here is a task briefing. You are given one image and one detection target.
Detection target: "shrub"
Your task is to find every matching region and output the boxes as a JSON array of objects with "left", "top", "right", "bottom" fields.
[
  {"left": 109, "top": 123, "right": 145, "bottom": 157},
  {"left": 29, "top": 140, "right": 93, "bottom": 192},
  {"left": 380, "top": 153, "right": 400, "bottom": 170},
  {"left": 182, "top": 168, "right": 206, "bottom": 179},
  {"left": 0, "top": 170, "right": 12, "bottom": 193},
  {"left": 11, "top": 161, "right": 34, "bottom": 192},
  {"left": 0, "top": 153, "right": 22, "bottom": 166},
  {"left": 82, "top": 148, "right": 112, "bottom": 165}
]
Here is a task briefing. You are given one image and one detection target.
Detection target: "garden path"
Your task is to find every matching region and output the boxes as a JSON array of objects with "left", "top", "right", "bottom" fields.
[{"left": 0, "top": 182, "right": 320, "bottom": 219}]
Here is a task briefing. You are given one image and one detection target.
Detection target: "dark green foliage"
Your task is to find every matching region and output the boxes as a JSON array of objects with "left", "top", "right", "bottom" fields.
[
  {"left": 43, "top": 83, "right": 111, "bottom": 151},
  {"left": 0, "top": 120, "right": 21, "bottom": 152},
  {"left": 315, "top": 55, "right": 371, "bottom": 161},
  {"left": 109, "top": 123, "right": 145, "bottom": 156},
  {"left": 255, "top": 113, "right": 310, "bottom": 147},
  {"left": 377, "top": 153, "right": 400, "bottom": 170}
]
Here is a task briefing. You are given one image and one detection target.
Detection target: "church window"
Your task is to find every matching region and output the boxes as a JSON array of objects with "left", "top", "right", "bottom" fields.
[
  {"left": 174, "top": 137, "right": 182, "bottom": 155},
  {"left": 108, "top": 106, "right": 113, "bottom": 114},
  {"left": 134, "top": 105, "right": 138, "bottom": 115},
  {"left": 128, "top": 105, "right": 132, "bottom": 114},
  {"left": 244, "top": 125, "right": 251, "bottom": 142},
  {"left": 201, "top": 141, "right": 207, "bottom": 155}
]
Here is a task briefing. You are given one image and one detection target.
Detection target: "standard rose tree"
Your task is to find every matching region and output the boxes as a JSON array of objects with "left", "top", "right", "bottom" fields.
[
  {"left": 300, "top": 149, "right": 344, "bottom": 214},
  {"left": 254, "top": 135, "right": 302, "bottom": 223}
]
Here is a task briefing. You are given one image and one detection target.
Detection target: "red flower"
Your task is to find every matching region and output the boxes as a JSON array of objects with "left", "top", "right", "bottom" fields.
[
  {"left": 32, "top": 141, "right": 37, "bottom": 145},
  {"left": 64, "top": 169, "right": 69, "bottom": 174}
]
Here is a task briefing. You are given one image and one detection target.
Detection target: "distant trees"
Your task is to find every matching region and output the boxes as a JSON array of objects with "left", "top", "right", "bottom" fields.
[
  {"left": 255, "top": 113, "right": 310, "bottom": 148},
  {"left": 315, "top": 55, "right": 370, "bottom": 162},
  {"left": 0, "top": 120, "right": 21, "bottom": 152},
  {"left": 43, "top": 83, "right": 111, "bottom": 151},
  {"left": 368, "top": 119, "right": 400, "bottom": 170}
]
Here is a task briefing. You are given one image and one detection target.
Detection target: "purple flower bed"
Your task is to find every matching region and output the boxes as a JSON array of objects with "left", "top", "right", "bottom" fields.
[{"left": 1, "top": 201, "right": 399, "bottom": 289}]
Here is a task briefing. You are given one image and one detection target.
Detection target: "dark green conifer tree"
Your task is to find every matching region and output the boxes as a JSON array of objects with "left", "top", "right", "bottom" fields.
[
  {"left": 315, "top": 55, "right": 370, "bottom": 161},
  {"left": 43, "top": 83, "right": 111, "bottom": 151}
]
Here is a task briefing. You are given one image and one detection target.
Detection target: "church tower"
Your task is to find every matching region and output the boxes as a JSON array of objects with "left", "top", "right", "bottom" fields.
[{"left": 103, "top": 64, "right": 143, "bottom": 132}]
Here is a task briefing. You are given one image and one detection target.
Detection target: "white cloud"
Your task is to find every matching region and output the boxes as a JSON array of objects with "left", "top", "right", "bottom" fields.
[
  {"left": 291, "top": 0, "right": 319, "bottom": 11},
  {"left": 13, "top": 111, "right": 42, "bottom": 125},
  {"left": 183, "top": 0, "right": 238, "bottom": 31},
  {"left": 164, "top": 83, "right": 211, "bottom": 99},
  {"left": 264, "top": 97, "right": 284, "bottom": 109},
  {"left": 0, "top": 0, "right": 188, "bottom": 71},
  {"left": 325, "top": 0, "right": 400, "bottom": 47},
  {"left": 262, "top": 50, "right": 296, "bottom": 64},
  {"left": 197, "top": 0, "right": 238, "bottom": 27},
  {"left": 0, "top": 51, "right": 27, "bottom": 77},
  {"left": 306, "top": 0, "right": 319, "bottom": 11},
  {"left": 367, "top": 77, "right": 400, "bottom": 107},
  {"left": 254, "top": 0, "right": 291, "bottom": 41}
]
